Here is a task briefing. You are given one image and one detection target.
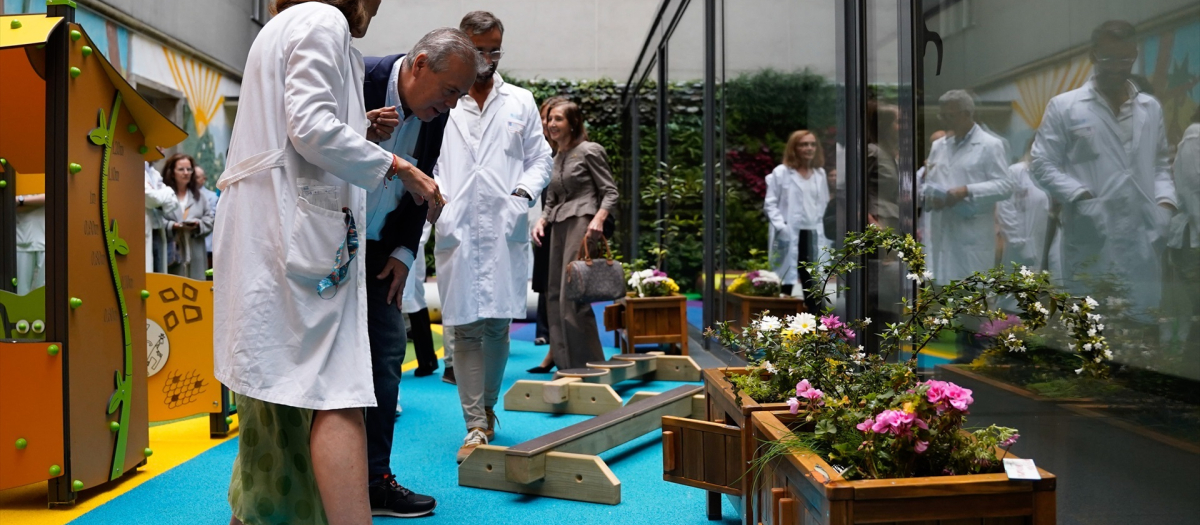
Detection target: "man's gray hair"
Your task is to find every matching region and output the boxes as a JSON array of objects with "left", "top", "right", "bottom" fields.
[
  {"left": 407, "top": 27, "right": 488, "bottom": 75},
  {"left": 938, "top": 89, "right": 975, "bottom": 116},
  {"left": 460, "top": 10, "right": 504, "bottom": 36}
]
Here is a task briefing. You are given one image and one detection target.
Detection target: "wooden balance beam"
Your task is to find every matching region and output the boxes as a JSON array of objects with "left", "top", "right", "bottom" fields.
[
  {"left": 502, "top": 353, "right": 701, "bottom": 416},
  {"left": 459, "top": 384, "right": 704, "bottom": 505}
]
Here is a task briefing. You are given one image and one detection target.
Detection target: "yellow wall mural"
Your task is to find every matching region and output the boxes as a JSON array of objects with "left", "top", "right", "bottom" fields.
[
  {"left": 1012, "top": 55, "right": 1093, "bottom": 131},
  {"left": 162, "top": 46, "right": 225, "bottom": 139}
]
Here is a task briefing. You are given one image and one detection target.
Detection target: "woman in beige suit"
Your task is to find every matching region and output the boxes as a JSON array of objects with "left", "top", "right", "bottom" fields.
[{"left": 532, "top": 101, "right": 619, "bottom": 370}]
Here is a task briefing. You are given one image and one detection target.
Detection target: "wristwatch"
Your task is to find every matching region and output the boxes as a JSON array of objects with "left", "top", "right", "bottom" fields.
[
  {"left": 16, "top": 195, "right": 24, "bottom": 206},
  {"left": 511, "top": 188, "right": 532, "bottom": 201}
]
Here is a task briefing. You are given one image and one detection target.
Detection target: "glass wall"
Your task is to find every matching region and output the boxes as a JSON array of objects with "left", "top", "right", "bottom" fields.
[
  {"left": 623, "top": 0, "right": 1200, "bottom": 522},
  {"left": 918, "top": 1, "right": 1200, "bottom": 522}
]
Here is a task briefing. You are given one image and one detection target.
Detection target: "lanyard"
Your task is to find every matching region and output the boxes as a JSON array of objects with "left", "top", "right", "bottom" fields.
[{"left": 316, "top": 207, "right": 358, "bottom": 299}]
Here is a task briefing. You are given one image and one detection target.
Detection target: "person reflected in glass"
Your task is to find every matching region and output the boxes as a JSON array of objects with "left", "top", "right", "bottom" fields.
[
  {"left": 1163, "top": 107, "right": 1200, "bottom": 347},
  {"left": 161, "top": 153, "right": 216, "bottom": 281},
  {"left": 532, "top": 101, "right": 619, "bottom": 371},
  {"left": 996, "top": 137, "right": 1053, "bottom": 275},
  {"left": 923, "top": 90, "right": 1013, "bottom": 362},
  {"left": 765, "top": 130, "right": 829, "bottom": 311},
  {"left": 1031, "top": 20, "right": 1177, "bottom": 327}
]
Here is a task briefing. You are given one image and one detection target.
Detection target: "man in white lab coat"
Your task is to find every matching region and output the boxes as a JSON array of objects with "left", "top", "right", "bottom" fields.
[
  {"left": 923, "top": 90, "right": 1013, "bottom": 285},
  {"left": 1031, "top": 20, "right": 1176, "bottom": 323},
  {"left": 432, "top": 11, "right": 553, "bottom": 464}
]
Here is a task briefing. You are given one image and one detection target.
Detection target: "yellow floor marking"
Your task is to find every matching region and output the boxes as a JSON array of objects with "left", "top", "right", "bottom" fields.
[{"left": 0, "top": 414, "right": 238, "bottom": 525}]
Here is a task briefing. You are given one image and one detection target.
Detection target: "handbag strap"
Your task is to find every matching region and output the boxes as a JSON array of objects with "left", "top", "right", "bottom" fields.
[{"left": 575, "top": 234, "right": 616, "bottom": 266}]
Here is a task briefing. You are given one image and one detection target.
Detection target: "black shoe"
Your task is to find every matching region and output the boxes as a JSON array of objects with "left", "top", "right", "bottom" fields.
[
  {"left": 413, "top": 364, "right": 437, "bottom": 377},
  {"left": 526, "top": 362, "right": 555, "bottom": 374},
  {"left": 369, "top": 475, "right": 436, "bottom": 518},
  {"left": 441, "top": 367, "right": 456, "bottom": 385},
  {"left": 533, "top": 337, "right": 548, "bottom": 346}
]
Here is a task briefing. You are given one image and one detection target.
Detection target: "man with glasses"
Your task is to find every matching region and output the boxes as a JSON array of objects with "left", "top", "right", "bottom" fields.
[
  {"left": 923, "top": 90, "right": 1013, "bottom": 363},
  {"left": 1031, "top": 20, "right": 1176, "bottom": 326},
  {"left": 432, "top": 10, "right": 553, "bottom": 464}
]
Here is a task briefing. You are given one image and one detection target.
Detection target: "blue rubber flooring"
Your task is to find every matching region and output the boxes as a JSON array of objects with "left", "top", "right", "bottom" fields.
[{"left": 69, "top": 306, "right": 739, "bottom": 524}]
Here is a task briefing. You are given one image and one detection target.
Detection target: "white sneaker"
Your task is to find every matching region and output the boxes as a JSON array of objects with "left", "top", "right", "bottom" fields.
[
  {"left": 395, "top": 392, "right": 403, "bottom": 417},
  {"left": 456, "top": 427, "right": 488, "bottom": 464}
]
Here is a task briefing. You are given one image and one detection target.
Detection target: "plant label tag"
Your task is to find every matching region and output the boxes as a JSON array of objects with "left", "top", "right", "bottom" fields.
[{"left": 1003, "top": 458, "right": 1041, "bottom": 480}]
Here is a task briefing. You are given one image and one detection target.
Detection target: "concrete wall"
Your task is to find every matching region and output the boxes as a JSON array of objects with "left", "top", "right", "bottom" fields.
[
  {"left": 355, "top": 0, "right": 659, "bottom": 81},
  {"left": 89, "top": 0, "right": 261, "bottom": 74}
]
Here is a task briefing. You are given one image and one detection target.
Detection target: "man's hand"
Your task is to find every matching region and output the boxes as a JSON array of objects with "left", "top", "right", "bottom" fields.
[
  {"left": 946, "top": 186, "right": 969, "bottom": 206},
  {"left": 532, "top": 219, "right": 547, "bottom": 247},
  {"left": 393, "top": 157, "right": 443, "bottom": 209},
  {"left": 367, "top": 106, "right": 400, "bottom": 142},
  {"left": 376, "top": 257, "right": 410, "bottom": 311}
]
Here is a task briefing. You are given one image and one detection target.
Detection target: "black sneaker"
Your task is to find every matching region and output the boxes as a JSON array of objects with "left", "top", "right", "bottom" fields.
[
  {"left": 441, "top": 367, "right": 456, "bottom": 385},
  {"left": 369, "top": 475, "right": 436, "bottom": 518}
]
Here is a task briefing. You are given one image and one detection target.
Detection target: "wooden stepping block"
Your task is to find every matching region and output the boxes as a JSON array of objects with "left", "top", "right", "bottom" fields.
[
  {"left": 503, "top": 377, "right": 622, "bottom": 416},
  {"left": 461, "top": 384, "right": 704, "bottom": 505}
]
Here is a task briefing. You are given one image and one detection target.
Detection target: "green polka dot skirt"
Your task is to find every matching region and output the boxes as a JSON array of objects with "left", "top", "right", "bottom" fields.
[{"left": 229, "top": 394, "right": 327, "bottom": 525}]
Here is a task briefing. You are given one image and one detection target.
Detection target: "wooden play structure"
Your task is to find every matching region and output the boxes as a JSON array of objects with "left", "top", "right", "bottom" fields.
[
  {"left": 0, "top": 5, "right": 186, "bottom": 504},
  {"left": 460, "top": 384, "right": 705, "bottom": 505},
  {"left": 503, "top": 352, "right": 701, "bottom": 416},
  {"left": 604, "top": 294, "right": 690, "bottom": 354}
]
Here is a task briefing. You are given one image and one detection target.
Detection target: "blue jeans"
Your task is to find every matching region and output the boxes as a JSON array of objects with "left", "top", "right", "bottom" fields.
[{"left": 364, "top": 242, "right": 406, "bottom": 479}]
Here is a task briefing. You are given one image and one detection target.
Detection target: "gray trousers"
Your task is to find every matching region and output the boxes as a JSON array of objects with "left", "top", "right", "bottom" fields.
[
  {"left": 546, "top": 215, "right": 606, "bottom": 370},
  {"left": 453, "top": 318, "right": 511, "bottom": 429}
]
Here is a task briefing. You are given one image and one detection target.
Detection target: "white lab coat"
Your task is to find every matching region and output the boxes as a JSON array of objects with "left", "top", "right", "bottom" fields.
[
  {"left": 996, "top": 161, "right": 1051, "bottom": 271},
  {"left": 1031, "top": 80, "right": 1175, "bottom": 318},
  {"left": 764, "top": 165, "right": 828, "bottom": 287},
  {"left": 1168, "top": 123, "right": 1200, "bottom": 249},
  {"left": 433, "top": 75, "right": 552, "bottom": 327},
  {"left": 922, "top": 125, "right": 1013, "bottom": 284},
  {"left": 401, "top": 222, "right": 431, "bottom": 313},
  {"left": 213, "top": 3, "right": 393, "bottom": 410},
  {"left": 144, "top": 163, "right": 177, "bottom": 272}
]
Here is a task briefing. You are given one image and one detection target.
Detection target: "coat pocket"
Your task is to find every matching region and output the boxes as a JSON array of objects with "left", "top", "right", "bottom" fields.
[
  {"left": 285, "top": 196, "right": 349, "bottom": 283},
  {"left": 505, "top": 196, "right": 530, "bottom": 243}
]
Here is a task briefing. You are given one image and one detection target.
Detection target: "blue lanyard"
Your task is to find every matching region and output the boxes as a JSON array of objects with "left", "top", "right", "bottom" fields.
[{"left": 316, "top": 207, "right": 358, "bottom": 299}]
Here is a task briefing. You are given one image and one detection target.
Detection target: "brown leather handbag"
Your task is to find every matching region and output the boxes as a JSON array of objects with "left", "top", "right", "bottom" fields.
[{"left": 563, "top": 235, "right": 625, "bottom": 303}]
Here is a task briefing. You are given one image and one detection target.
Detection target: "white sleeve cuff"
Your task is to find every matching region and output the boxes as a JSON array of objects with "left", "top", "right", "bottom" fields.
[{"left": 391, "top": 247, "right": 415, "bottom": 269}]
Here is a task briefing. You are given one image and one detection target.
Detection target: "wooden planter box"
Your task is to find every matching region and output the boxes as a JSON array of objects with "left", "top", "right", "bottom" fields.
[
  {"left": 661, "top": 367, "right": 791, "bottom": 523},
  {"left": 725, "top": 292, "right": 805, "bottom": 331},
  {"left": 748, "top": 410, "right": 1057, "bottom": 525},
  {"left": 603, "top": 294, "right": 688, "bottom": 355}
]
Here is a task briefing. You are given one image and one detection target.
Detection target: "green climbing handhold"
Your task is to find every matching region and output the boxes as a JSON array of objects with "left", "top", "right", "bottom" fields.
[
  {"left": 81, "top": 46, "right": 92, "bottom": 58},
  {"left": 15, "top": 438, "right": 27, "bottom": 450},
  {"left": 138, "top": 145, "right": 149, "bottom": 155},
  {"left": 109, "top": 421, "right": 120, "bottom": 432},
  {"left": 32, "top": 320, "right": 44, "bottom": 333},
  {"left": 69, "top": 67, "right": 81, "bottom": 79},
  {"left": 49, "top": 465, "right": 61, "bottom": 476},
  {"left": 0, "top": 157, "right": 6, "bottom": 165},
  {"left": 206, "top": 269, "right": 214, "bottom": 277},
  {"left": 69, "top": 297, "right": 82, "bottom": 309},
  {"left": 69, "top": 163, "right": 82, "bottom": 174},
  {"left": 15, "top": 320, "right": 28, "bottom": 333},
  {"left": 47, "top": 344, "right": 59, "bottom": 356},
  {"left": 225, "top": 416, "right": 233, "bottom": 425},
  {"left": 0, "top": 180, "right": 6, "bottom": 188},
  {"left": 72, "top": 480, "right": 83, "bottom": 491},
  {"left": 127, "top": 124, "right": 138, "bottom": 134},
  {"left": 70, "top": 30, "right": 81, "bottom": 42},
  {"left": 10, "top": 20, "right": 22, "bottom": 29},
  {"left": 143, "top": 448, "right": 153, "bottom": 457},
  {"left": 10, "top": 278, "right": 16, "bottom": 287},
  {"left": 141, "top": 290, "right": 150, "bottom": 299}
]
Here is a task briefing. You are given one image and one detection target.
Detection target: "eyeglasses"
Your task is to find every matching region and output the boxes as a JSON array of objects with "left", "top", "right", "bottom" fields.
[
  {"left": 478, "top": 49, "right": 504, "bottom": 60},
  {"left": 1094, "top": 56, "right": 1135, "bottom": 66}
]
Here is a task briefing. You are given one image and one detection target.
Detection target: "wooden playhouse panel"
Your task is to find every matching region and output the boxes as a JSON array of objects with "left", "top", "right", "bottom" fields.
[
  {"left": 64, "top": 23, "right": 148, "bottom": 488},
  {"left": 145, "top": 273, "right": 220, "bottom": 422},
  {"left": 0, "top": 46, "right": 47, "bottom": 174},
  {"left": 0, "top": 341, "right": 64, "bottom": 490}
]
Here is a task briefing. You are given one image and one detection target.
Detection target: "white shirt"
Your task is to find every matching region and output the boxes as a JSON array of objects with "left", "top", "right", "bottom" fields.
[{"left": 364, "top": 56, "right": 423, "bottom": 268}]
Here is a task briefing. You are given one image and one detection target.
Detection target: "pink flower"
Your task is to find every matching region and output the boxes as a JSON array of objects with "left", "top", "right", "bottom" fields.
[
  {"left": 856, "top": 418, "right": 875, "bottom": 432},
  {"left": 796, "top": 379, "right": 813, "bottom": 397},
  {"left": 841, "top": 328, "right": 856, "bottom": 341},
  {"left": 787, "top": 397, "right": 801, "bottom": 414},
  {"left": 915, "top": 440, "right": 929, "bottom": 453},
  {"left": 1001, "top": 434, "right": 1020, "bottom": 447},
  {"left": 923, "top": 380, "right": 974, "bottom": 413},
  {"left": 870, "top": 409, "right": 916, "bottom": 435},
  {"left": 820, "top": 315, "right": 843, "bottom": 331},
  {"left": 800, "top": 388, "right": 825, "bottom": 406}
]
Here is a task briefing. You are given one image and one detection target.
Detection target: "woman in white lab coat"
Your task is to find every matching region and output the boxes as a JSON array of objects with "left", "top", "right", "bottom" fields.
[
  {"left": 212, "top": 1, "right": 438, "bottom": 524},
  {"left": 764, "top": 130, "right": 829, "bottom": 297}
]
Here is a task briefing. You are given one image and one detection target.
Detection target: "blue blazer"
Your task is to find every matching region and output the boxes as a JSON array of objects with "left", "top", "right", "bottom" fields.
[{"left": 362, "top": 53, "right": 450, "bottom": 261}]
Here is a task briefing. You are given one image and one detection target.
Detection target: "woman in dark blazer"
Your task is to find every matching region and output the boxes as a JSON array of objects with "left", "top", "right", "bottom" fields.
[{"left": 531, "top": 101, "right": 619, "bottom": 371}]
